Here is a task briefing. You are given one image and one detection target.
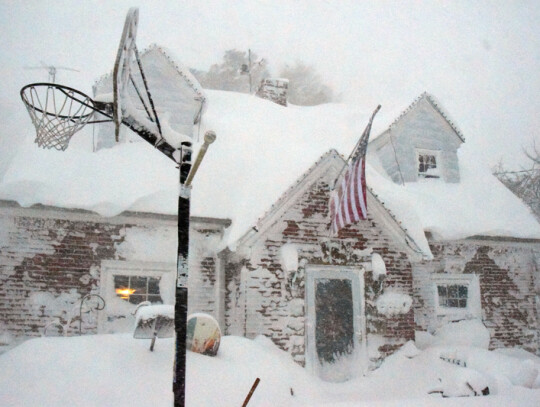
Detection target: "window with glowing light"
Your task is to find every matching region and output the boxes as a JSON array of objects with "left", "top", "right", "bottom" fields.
[{"left": 114, "top": 275, "right": 163, "bottom": 305}]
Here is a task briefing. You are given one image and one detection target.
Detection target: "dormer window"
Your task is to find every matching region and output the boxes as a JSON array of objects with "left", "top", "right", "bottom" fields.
[{"left": 416, "top": 149, "right": 440, "bottom": 179}]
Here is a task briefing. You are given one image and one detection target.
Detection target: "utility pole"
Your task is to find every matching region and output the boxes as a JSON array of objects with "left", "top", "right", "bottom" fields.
[
  {"left": 241, "top": 49, "right": 265, "bottom": 94},
  {"left": 248, "top": 49, "right": 252, "bottom": 94}
]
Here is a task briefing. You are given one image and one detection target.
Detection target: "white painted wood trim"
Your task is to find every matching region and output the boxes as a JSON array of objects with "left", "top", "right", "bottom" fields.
[
  {"left": 431, "top": 273, "right": 481, "bottom": 319},
  {"left": 98, "top": 260, "right": 176, "bottom": 333}
]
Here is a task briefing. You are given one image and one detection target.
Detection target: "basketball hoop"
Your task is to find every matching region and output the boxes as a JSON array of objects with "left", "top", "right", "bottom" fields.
[{"left": 20, "top": 83, "right": 98, "bottom": 151}]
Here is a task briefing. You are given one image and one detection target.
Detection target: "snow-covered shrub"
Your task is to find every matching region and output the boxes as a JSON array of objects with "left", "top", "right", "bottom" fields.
[
  {"left": 467, "top": 349, "right": 539, "bottom": 388},
  {"left": 429, "top": 365, "right": 490, "bottom": 397},
  {"left": 439, "top": 347, "right": 539, "bottom": 389}
]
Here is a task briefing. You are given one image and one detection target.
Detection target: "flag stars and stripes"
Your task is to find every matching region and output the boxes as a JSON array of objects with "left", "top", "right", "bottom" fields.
[{"left": 329, "top": 105, "right": 380, "bottom": 235}]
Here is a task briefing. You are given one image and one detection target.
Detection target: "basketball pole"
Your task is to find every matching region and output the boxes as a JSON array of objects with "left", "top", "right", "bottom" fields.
[
  {"left": 19, "top": 8, "right": 212, "bottom": 405},
  {"left": 174, "top": 132, "right": 216, "bottom": 406},
  {"left": 174, "top": 139, "right": 191, "bottom": 406}
]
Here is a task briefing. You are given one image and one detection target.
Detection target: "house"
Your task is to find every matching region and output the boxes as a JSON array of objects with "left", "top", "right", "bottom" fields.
[
  {"left": 1, "top": 89, "right": 539, "bottom": 382},
  {"left": 189, "top": 92, "right": 540, "bottom": 380}
]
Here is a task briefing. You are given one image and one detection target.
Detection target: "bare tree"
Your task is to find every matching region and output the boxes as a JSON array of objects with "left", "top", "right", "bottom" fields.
[
  {"left": 494, "top": 142, "right": 540, "bottom": 221},
  {"left": 191, "top": 49, "right": 269, "bottom": 94},
  {"left": 279, "top": 62, "right": 334, "bottom": 106}
]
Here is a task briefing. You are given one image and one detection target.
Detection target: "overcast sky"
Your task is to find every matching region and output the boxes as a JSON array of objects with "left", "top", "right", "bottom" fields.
[{"left": 1, "top": 0, "right": 539, "bottom": 176}]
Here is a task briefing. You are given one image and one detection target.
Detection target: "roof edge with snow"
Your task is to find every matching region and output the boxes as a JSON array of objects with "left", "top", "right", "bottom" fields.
[
  {"left": 0, "top": 199, "right": 231, "bottom": 228},
  {"left": 234, "top": 150, "right": 428, "bottom": 260},
  {"left": 390, "top": 92, "right": 465, "bottom": 142}
]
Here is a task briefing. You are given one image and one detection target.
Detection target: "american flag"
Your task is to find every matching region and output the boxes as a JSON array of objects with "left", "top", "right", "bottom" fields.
[{"left": 329, "top": 105, "right": 381, "bottom": 235}]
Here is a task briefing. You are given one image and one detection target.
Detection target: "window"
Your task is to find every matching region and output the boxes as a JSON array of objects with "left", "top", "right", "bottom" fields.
[
  {"left": 114, "top": 275, "right": 163, "bottom": 305},
  {"left": 416, "top": 149, "right": 440, "bottom": 179},
  {"left": 99, "top": 261, "right": 176, "bottom": 334},
  {"left": 432, "top": 274, "right": 481, "bottom": 319},
  {"left": 437, "top": 284, "right": 468, "bottom": 308}
]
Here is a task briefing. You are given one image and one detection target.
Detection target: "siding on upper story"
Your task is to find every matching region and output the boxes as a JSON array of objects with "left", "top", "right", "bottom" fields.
[{"left": 371, "top": 96, "right": 463, "bottom": 184}]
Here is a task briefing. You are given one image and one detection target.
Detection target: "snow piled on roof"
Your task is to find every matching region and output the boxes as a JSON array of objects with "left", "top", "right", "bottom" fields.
[
  {"left": 368, "top": 141, "right": 540, "bottom": 245},
  {"left": 0, "top": 89, "right": 371, "bottom": 245},
  {"left": 1, "top": 89, "right": 539, "bottom": 249},
  {"left": 192, "top": 91, "right": 372, "bottom": 243},
  {"left": 0, "top": 141, "right": 177, "bottom": 217}
]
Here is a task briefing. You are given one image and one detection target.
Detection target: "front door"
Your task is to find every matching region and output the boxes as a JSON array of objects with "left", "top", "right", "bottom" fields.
[{"left": 305, "top": 266, "right": 366, "bottom": 382}]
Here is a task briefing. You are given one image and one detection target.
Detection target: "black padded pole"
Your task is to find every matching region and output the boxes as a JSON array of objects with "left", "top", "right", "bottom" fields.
[{"left": 174, "top": 142, "right": 192, "bottom": 406}]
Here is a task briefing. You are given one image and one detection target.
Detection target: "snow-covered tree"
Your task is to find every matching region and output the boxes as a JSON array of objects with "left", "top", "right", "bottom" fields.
[
  {"left": 279, "top": 62, "right": 334, "bottom": 106},
  {"left": 191, "top": 49, "right": 269, "bottom": 94},
  {"left": 494, "top": 143, "right": 540, "bottom": 221}
]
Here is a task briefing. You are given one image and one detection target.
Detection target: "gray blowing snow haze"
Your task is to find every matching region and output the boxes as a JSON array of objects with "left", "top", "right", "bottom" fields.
[{"left": 1, "top": 0, "right": 539, "bottom": 178}]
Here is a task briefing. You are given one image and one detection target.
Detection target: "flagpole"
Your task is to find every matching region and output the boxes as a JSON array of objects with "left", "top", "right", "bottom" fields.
[{"left": 332, "top": 104, "right": 381, "bottom": 190}]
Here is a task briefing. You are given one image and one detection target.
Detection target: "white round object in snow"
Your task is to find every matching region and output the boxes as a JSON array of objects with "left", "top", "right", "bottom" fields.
[{"left": 186, "top": 313, "right": 221, "bottom": 356}]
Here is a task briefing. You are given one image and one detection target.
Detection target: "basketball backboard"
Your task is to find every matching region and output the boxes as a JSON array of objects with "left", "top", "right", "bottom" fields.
[
  {"left": 94, "top": 45, "right": 207, "bottom": 150},
  {"left": 113, "top": 7, "right": 139, "bottom": 143},
  {"left": 21, "top": 7, "right": 205, "bottom": 160}
]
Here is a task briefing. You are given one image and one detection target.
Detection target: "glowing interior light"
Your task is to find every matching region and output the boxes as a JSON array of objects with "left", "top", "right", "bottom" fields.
[{"left": 116, "top": 288, "right": 136, "bottom": 299}]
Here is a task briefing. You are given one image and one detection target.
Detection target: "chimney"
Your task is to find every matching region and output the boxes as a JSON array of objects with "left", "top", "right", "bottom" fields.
[{"left": 256, "top": 78, "right": 289, "bottom": 106}]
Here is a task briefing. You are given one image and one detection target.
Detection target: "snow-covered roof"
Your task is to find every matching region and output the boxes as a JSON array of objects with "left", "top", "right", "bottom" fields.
[
  {"left": 2, "top": 90, "right": 539, "bottom": 251},
  {"left": 366, "top": 147, "right": 540, "bottom": 254}
]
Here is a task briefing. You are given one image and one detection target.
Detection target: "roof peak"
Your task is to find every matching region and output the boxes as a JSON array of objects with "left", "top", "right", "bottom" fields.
[
  {"left": 92, "top": 43, "right": 206, "bottom": 102},
  {"left": 388, "top": 92, "right": 466, "bottom": 142}
]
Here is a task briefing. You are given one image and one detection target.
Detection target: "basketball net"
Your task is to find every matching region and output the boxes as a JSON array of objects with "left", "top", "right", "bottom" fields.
[{"left": 20, "top": 83, "right": 96, "bottom": 151}]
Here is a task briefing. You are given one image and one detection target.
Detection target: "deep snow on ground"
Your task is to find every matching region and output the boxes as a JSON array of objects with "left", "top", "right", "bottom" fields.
[
  {"left": 0, "top": 334, "right": 174, "bottom": 406},
  {"left": 1, "top": 333, "right": 539, "bottom": 407}
]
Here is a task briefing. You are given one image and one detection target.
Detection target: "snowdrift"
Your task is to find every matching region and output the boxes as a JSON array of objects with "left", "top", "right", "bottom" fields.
[{"left": 1, "top": 332, "right": 540, "bottom": 406}]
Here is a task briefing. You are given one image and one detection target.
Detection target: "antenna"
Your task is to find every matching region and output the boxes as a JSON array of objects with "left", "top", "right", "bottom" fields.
[{"left": 23, "top": 61, "right": 80, "bottom": 83}]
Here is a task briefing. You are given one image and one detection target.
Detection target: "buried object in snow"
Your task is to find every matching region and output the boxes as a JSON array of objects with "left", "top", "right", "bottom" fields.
[
  {"left": 186, "top": 313, "right": 221, "bottom": 356},
  {"left": 133, "top": 304, "right": 174, "bottom": 351}
]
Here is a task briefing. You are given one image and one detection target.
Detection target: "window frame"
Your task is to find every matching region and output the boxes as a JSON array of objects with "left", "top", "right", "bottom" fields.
[
  {"left": 416, "top": 148, "right": 441, "bottom": 179},
  {"left": 432, "top": 274, "right": 481, "bottom": 319},
  {"left": 113, "top": 274, "right": 163, "bottom": 305},
  {"left": 98, "top": 260, "right": 176, "bottom": 333}
]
